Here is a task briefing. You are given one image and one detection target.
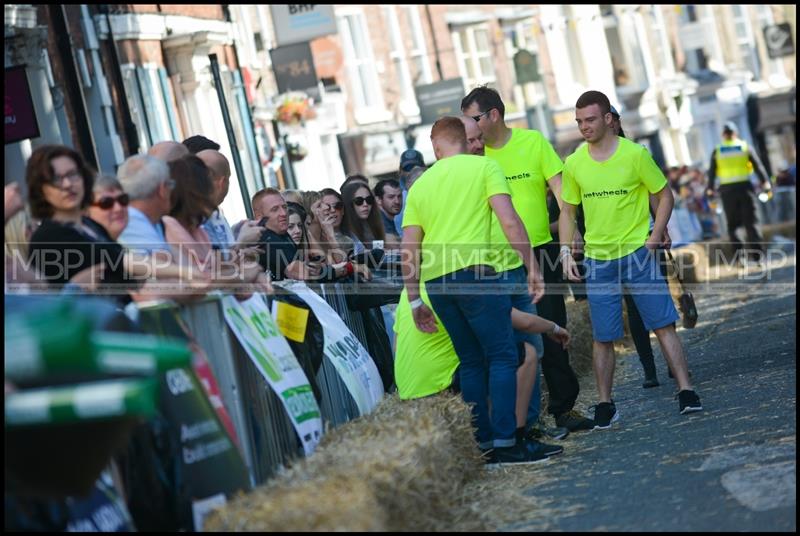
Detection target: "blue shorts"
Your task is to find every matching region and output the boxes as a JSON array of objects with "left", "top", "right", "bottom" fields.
[
  {"left": 584, "top": 246, "right": 679, "bottom": 342},
  {"left": 506, "top": 267, "right": 545, "bottom": 358}
]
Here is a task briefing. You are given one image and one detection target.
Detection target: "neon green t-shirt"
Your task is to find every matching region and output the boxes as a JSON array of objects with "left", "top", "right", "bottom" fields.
[
  {"left": 393, "top": 286, "right": 459, "bottom": 400},
  {"left": 561, "top": 137, "right": 667, "bottom": 260},
  {"left": 402, "top": 154, "right": 511, "bottom": 282},
  {"left": 485, "top": 128, "right": 564, "bottom": 248}
]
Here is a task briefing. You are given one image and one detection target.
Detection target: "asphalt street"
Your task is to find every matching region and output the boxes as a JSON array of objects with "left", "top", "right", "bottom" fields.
[{"left": 499, "top": 255, "right": 796, "bottom": 532}]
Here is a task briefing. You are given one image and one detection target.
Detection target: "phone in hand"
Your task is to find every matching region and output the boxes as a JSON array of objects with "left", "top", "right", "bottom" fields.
[{"left": 258, "top": 216, "right": 269, "bottom": 227}]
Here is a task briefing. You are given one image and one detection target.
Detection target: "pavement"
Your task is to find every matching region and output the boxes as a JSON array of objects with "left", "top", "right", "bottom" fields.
[{"left": 499, "top": 254, "right": 796, "bottom": 532}]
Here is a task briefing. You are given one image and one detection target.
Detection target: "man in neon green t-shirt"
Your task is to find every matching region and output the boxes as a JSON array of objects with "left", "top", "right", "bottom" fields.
[
  {"left": 558, "top": 90, "right": 703, "bottom": 428},
  {"left": 461, "top": 86, "right": 593, "bottom": 433}
]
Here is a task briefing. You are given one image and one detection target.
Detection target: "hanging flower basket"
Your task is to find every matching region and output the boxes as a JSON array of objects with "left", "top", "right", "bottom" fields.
[{"left": 276, "top": 92, "right": 317, "bottom": 126}]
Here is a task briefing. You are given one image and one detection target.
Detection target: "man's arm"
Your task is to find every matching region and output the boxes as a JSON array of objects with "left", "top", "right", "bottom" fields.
[
  {"left": 488, "top": 193, "right": 544, "bottom": 303},
  {"left": 646, "top": 185, "right": 674, "bottom": 250},
  {"left": 547, "top": 173, "right": 564, "bottom": 210},
  {"left": 400, "top": 225, "right": 437, "bottom": 333},
  {"left": 748, "top": 150, "right": 770, "bottom": 186},
  {"left": 558, "top": 202, "right": 581, "bottom": 281}
]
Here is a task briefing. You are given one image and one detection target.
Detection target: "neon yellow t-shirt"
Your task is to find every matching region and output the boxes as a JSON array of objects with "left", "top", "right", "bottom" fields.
[
  {"left": 393, "top": 286, "right": 459, "bottom": 400},
  {"left": 485, "top": 129, "right": 564, "bottom": 248},
  {"left": 561, "top": 137, "right": 667, "bottom": 260},
  {"left": 402, "top": 154, "right": 511, "bottom": 282}
]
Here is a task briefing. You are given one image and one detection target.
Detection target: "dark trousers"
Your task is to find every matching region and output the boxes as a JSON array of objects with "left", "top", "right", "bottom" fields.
[
  {"left": 720, "top": 182, "right": 764, "bottom": 259},
  {"left": 534, "top": 242, "right": 580, "bottom": 417}
]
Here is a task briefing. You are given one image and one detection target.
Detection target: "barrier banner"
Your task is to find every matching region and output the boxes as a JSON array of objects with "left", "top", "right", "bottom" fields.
[
  {"left": 278, "top": 282, "right": 384, "bottom": 415},
  {"left": 221, "top": 294, "right": 322, "bottom": 455}
]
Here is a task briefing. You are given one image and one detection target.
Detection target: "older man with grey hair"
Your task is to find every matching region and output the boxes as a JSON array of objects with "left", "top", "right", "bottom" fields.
[{"left": 117, "top": 154, "right": 175, "bottom": 255}]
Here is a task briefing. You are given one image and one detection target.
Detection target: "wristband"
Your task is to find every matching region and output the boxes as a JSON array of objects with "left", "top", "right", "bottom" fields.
[
  {"left": 559, "top": 245, "right": 572, "bottom": 262},
  {"left": 551, "top": 323, "right": 560, "bottom": 335},
  {"left": 409, "top": 298, "right": 425, "bottom": 310}
]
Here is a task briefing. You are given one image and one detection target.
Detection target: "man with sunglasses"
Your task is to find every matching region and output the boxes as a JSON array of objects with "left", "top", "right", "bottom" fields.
[{"left": 461, "top": 86, "right": 594, "bottom": 433}]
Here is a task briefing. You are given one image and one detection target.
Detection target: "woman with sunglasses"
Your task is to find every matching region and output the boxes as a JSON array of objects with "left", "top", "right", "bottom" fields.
[
  {"left": 341, "top": 181, "right": 385, "bottom": 255},
  {"left": 87, "top": 174, "right": 130, "bottom": 241},
  {"left": 314, "top": 187, "right": 354, "bottom": 264}
]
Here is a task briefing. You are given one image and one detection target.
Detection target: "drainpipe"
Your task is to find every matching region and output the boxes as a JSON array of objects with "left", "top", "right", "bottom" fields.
[
  {"left": 49, "top": 5, "right": 98, "bottom": 169},
  {"left": 96, "top": 4, "right": 140, "bottom": 156}
]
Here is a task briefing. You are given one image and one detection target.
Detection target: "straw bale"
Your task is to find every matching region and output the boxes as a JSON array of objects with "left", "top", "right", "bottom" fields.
[{"left": 205, "top": 394, "right": 484, "bottom": 532}]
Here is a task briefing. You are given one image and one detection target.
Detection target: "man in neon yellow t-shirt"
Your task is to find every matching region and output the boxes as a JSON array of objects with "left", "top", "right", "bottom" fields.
[
  {"left": 461, "top": 86, "right": 593, "bottom": 433},
  {"left": 401, "top": 117, "right": 546, "bottom": 464},
  {"left": 558, "top": 90, "right": 703, "bottom": 428}
]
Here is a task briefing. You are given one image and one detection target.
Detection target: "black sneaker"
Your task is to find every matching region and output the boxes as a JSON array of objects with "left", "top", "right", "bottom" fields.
[
  {"left": 487, "top": 442, "right": 549, "bottom": 466},
  {"left": 677, "top": 390, "right": 703, "bottom": 414},
  {"left": 524, "top": 437, "right": 564, "bottom": 458},
  {"left": 592, "top": 401, "right": 619, "bottom": 429},
  {"left": 527, "top": 423, "right": 570, "bottom": 441},
  {"left": 555, "top": 410, "right": 595, "bottom": 431}
]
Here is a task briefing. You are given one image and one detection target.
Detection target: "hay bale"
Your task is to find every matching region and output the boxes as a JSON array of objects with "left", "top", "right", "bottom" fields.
[
  {"left": 205, "top": 394, "right": 483, "bottom": 532},
  {"left": 565, "top": 298, "right": 594, "bottom": 380}
]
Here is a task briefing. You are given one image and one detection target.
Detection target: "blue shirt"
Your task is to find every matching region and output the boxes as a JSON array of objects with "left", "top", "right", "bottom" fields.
[
  {"left": 118, "top": 207, "right": 170, "bottom": 255},
  {"left": 202, "top": 209, "right": 235, "bottom": 260}
]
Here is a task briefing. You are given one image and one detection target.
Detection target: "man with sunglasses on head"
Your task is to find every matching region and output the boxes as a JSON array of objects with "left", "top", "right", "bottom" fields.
[{"left": 461, "top": 86, "right": 595, "bottom": 433}]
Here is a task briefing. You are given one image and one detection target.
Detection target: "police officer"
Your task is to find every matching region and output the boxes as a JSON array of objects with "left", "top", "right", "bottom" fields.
[{"left": 707, "top": 122, "right": 771, "bottom": 263}]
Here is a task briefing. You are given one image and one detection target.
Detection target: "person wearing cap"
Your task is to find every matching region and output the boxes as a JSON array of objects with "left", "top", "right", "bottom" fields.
[
  {"left": 461, "top": 85, "right": 595, "bottom": 433},
  {"left": 707, "top": 122, "right": 771, "bottom": 263},
  {"left": 393, "top": 149, "right": 427, "bottom": 239}
]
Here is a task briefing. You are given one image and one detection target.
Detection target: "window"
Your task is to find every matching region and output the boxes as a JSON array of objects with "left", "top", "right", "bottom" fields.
[
  {"left": 603, "top": 8, "right": 649, "bottom": 89},
  {"left": 121, "top": 64, "right": 180, "bottom": 151},
  {"left": 383, "top": 6, "right": 417, "bottom": 114},
  {"left": 503, "top": 19, "right": 544, "bottom": 113},
  {"left": 731, "top": 6, "right": 760, "bottom": 79},
  {"left": 400, "top": 6, "right": 432, "bottom": 85},
  {"left": 338, "top": 10, "right": 389, "bottom": 123},
  {"left": 452, "top": 23, "right": 496, "bottom": 89}
]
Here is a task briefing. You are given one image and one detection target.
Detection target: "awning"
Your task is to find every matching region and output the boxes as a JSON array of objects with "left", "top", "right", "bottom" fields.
[{"left": 750, "top": 87, "right": 796, "bottom": 132}]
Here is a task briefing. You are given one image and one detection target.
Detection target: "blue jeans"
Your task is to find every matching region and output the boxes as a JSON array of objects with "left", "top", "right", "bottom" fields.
[{"left": 427, "top": 267, "right": 518, "bottom": 449}]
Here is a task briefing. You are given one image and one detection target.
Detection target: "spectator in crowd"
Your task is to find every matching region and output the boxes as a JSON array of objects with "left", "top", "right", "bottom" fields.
[
  {"left": 147, "top": 141, "right": 190, "bottom": 162},
  {"left": 196, "top": 149, "right": 264, "bottom": 259},
  {"left": 117, "top": 155, "right": 175, "bottom": 257},
  {"left": 341, "top": 181, "right": 386, "bottom": 254},
  {"left": 252, "top": 188, "right": 321, "bottom": 281},
  {"left": 559, "top": 90, "right": 702, "bottom": 425},
  {"left": 26, "top": 145, "right": 128, "bottom": 291},
  {"left": 315, "top": 188, "right": 354, "bottom": 264},
  {"left": 402, "top": 116, "right": 546, "bottom": 464},
  {"left": 87, "top": 175, "right": 130, "bottom": 242},
  {"left": 374, "top": 179, "right": 403, "bottom": 247},
  {"left": 162, "top": 155, "right": 217, "bottom": 270},
  {"left": 394, "top": 149, "right": 426, "bottom": 234},
  {"left": 462, "top": 85, "right": 594, "bottom": 433},
  {"left": 287, "top": 202, "right": 308, "bottom": 252},
  {"left": 339, "top": 173, "right": 369, "bottom": 193},
  {"left": 5, "top": 183, "right": 39, "bottom": 288},
  {"left": 182, "top": 134, "right": 220, "bottom": 154},
  {"left": 282, "top": 189, "right": 304, "bottom": 205}
]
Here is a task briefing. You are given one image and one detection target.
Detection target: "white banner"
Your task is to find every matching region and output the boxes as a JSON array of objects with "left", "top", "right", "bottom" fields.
[
  {"left": 269, "top": 5, "right": 337, "bottom": 47},
  {"left": 221, "top": 294, "right": 322, "bottom": 455},
  {"left": 278, "top": 282, "right": 384, "bottom": 415}
]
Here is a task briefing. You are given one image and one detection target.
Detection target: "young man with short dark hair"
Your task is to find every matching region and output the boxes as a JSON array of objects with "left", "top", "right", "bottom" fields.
[
  {"left": 559, "top": 90, "right": 702, "bottom": 426},
  {"left": 374, "top": 178, "right": 403, "bottom": 245}
]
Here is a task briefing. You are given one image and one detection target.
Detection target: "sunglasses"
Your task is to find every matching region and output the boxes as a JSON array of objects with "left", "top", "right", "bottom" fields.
[
  {"left": 323, "top": 201, "right": 344, "bottom": 211},
  {"left": 92, "top": 193, "right": 130, "bottom": 210},
  {"left": 471, "top": 108, "right": 494, "bottom": 122},
  {"left": 353, "top": 195, "right": 374, "bottom": 207}
]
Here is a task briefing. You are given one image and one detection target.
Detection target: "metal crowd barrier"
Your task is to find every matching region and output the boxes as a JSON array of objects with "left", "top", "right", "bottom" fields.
[{"left": 139, "top": 282, "right": 394, "bottom": 487}]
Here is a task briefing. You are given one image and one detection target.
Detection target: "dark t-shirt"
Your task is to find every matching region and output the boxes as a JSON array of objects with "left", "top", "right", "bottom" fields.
[
  {"left": 257, "top": 229, "right": 298, "bottom": 281},
  {"left": 28, "top": 217, "right": 128, "bottom": 288}
]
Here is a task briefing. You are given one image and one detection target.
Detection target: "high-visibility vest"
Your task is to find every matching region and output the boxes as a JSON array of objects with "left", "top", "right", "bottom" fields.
[{"left": 715, "top": 139, "right": 753, "bottom": 185}]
